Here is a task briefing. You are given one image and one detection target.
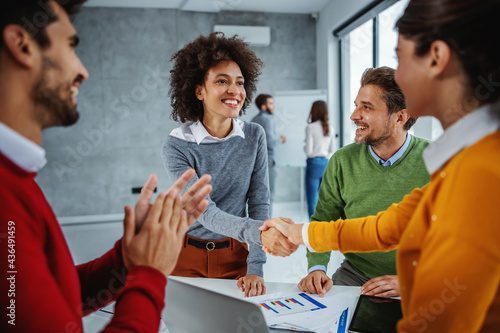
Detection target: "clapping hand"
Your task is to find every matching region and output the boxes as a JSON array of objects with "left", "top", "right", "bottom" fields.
[
  {"left": 122, "top": 169, "right": 212, "bottom": 277},
  {"left": 132, "top": 170, "right": 211, "bottom": 232}
]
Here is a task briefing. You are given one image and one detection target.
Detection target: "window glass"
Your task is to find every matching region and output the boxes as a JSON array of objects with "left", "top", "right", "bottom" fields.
[
  {"left": 378, "top": 0, "right": 410, "bottom": 68},
  {"left": 340, "top": 0, "right": 425, "bottom": 147},
  {"left": 342, "top": 20, "right": 373, "bottom": 146}
]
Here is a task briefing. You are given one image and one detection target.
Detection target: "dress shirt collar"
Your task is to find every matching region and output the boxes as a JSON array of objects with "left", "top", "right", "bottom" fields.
[
  {"left": 0, "top": 121, "right": 46, "bottom": 173},
  {"left": 189, "top": 118, "right": 245, "bottom": 144},
  {"left": 369, "top": 133, "right": 411, "bottom": 167},
  {"left": 423, "top": 103, "right": 500, "bottom": 174}
]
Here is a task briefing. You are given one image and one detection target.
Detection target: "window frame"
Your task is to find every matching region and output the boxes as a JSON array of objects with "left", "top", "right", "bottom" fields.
[{"left": 334, "top": 0, "right": 401, "bottom": 148}]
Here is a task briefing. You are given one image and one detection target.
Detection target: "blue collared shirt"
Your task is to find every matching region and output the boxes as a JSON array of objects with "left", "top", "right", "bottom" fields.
[{"left": 369, "top": 133, "right": 412, "bottom": 166}]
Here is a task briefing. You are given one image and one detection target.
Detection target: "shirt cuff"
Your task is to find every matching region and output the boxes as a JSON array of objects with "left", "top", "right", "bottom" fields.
[
  {"left": 246, "top": 262, "right": 264, "bottom": 277},
  {"left": 252, "top": 223, "right": 263, "bottom": 246},
  {"left": 308, "top": 265, "right": 327, "bottom": 275},
  {"left": 302, "top": 222, "right": 315, "bottom": 252}
]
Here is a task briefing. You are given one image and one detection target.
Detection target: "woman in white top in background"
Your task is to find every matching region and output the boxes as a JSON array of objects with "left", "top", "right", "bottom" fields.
[{"left": 304, "top": 100, "right": 335, "bottom": 218}]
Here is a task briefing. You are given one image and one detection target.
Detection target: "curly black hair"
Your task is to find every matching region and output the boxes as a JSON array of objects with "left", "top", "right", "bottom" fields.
[{"left": 169, "top": 32, "right": 264, "bottom": 123}]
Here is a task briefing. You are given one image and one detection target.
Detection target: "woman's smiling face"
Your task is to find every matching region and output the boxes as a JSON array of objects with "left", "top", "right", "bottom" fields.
[{"left": 196, "top": 60, "right": 246, "bottom": 122}]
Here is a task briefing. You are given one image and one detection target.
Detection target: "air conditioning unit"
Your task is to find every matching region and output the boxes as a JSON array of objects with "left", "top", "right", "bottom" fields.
[{"left": 213, "top": 25, "right": 271, "bottom": 47}]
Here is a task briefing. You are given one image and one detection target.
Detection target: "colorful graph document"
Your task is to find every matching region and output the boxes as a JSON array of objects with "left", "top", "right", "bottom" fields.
[
  {"left": 250, "top": 288, "right": 359, "bottom": 333},
  {"left": 258, "top": 293, "right": 327, "bottom": 317}
]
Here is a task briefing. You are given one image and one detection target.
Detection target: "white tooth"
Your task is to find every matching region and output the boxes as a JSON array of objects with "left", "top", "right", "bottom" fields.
[{"left": 70, "top": 86, "right": 79, "bottom": 97}]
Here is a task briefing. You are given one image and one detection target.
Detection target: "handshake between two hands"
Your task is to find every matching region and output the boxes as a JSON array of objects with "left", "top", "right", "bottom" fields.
[{"left": 259, "top": 217, "right": 305, "bottom": 257}]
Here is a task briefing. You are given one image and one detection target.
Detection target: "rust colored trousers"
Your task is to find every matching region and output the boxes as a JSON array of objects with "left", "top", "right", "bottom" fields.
[{"left": 171, "top": 234, "right": 248, "bottom": 279}]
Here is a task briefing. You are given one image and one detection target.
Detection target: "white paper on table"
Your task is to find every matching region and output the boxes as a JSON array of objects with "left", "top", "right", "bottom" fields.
[
  {"left": 248, "top": 287, "right": 358, "bottom": 332},
  {"left": 328, "top": 307, "right": 349, "bottom": 333}
]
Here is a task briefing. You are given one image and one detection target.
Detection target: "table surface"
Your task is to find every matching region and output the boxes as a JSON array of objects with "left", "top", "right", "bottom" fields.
[{"left": 83, "top": 277, "right": 362, "bottom": 333}]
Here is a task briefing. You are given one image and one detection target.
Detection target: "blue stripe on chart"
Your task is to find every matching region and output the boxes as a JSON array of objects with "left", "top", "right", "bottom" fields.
[
  {"left": 277, "top": 301, "right": 291, "bottom": 310},
  {"left": 298, "top": 293, "right": 327, "bottom": 309},
  {"left": 337, "top": 308, "right": 348, "bottom": 333},
  {"left": 262, "top": 303, "right": 279, "bottom": 314}
]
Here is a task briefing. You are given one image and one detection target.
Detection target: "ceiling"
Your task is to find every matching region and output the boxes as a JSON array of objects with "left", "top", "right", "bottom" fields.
[{"left": 84, "top": 0, "right": 332, "bottom": 14}]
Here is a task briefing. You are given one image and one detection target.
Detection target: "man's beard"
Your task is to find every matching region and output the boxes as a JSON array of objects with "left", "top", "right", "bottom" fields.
[
  {"left": 358, "top": 131, "right": 392, "bottom": 146},
  {"left": 354, "top": 121, "right": 392, "bottom": 147},
  {"left": 32, "top": 56, "right": 79, "bottom": 128}
]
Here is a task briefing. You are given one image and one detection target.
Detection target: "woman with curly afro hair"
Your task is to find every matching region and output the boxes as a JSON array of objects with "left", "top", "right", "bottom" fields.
[{"left": 161, "top": 32, "right": 296, "bottom": 297}]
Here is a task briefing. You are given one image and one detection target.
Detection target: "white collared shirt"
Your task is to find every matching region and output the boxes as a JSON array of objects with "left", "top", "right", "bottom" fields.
[
  {"left": 303, "top": 103, "right": 500, "bottom": 252},
  {"left": 0, "top": 122, "right": 46, "bottom": 173},
  {"left": 423, "top": 103, "right": 500, "bottom": 174},
  {"left": 169, "top": 118, "right": 245, "bottom": 144}
]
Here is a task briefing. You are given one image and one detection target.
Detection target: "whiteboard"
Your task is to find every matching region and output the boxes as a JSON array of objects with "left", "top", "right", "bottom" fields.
[{"left": 273, "top": 90, "right": 328, "bottom": 167}]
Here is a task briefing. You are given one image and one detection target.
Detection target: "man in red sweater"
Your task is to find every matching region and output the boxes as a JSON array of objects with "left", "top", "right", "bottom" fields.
[{"left": 0, "top": 1, "right": 212, "bottom": 332}]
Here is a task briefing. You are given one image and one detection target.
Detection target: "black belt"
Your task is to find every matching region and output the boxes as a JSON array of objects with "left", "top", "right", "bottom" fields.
[{"left": 187, "top": 238, "right": 230, "bottom": 251}]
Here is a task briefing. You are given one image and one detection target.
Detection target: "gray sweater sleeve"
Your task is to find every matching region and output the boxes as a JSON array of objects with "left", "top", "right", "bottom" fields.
[{"left": 244, "top": 128, "right": 270, "bottom": 276}]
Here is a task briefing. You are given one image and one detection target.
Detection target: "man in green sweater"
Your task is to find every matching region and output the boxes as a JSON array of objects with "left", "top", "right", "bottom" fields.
[{"left": 300, "top": 67, "right": 430, "bottom": 298}]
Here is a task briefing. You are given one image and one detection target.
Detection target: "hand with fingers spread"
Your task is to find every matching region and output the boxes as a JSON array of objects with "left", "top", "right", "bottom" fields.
[
  {"left": 361, "top": 275, "right": 400, "bottom": 298},
  {"left": 122, "top": 170, "right": 212, "bottom": 277},
  {"left": 259, "top": 217, "right": 303, "bottom": 256},
  {"left": 298, "top": 270, "right": 333, "bottom": 298},
  {"left": 133, "top": 170, "right": 212, "bottom": 233},
  {"left": 237, "top": 274, "right": 266, "bottom": 297}
]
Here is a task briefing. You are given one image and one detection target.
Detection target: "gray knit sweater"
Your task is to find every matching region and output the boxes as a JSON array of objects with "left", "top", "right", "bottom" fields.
[{"left": 161, "top": 122, "right": 269, "bottom": 276}]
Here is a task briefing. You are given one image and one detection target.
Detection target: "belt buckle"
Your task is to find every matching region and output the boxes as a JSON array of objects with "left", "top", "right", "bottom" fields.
[{"left": 206, "top": 242, "right": 215, "bottom": 251}]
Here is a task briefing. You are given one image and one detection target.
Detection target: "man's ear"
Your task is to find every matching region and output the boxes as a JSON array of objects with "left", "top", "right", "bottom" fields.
[
  {"left": 428, "top": 40, "right": 451, "bottom": 79},
  {"left": 195, "top": 85, "right": 204, "bottom": 101},
  {"left": 395, "top": 109, "right": 410, "bottom": 127},
  {"left": 2, "top": 25, "right": 38, "bottom": 68}
]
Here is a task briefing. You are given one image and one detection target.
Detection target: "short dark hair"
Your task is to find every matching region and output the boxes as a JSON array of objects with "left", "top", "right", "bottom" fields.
[
  {"left": 169, "top": 32, "right": 263, "bottom": 123},
  {"left": 1, "top": 0, "right": 86, "bottom": 50},
  {"left": 397, "top": 0, "right": 500, "bottom": 105},
  {"left": 255, "top": 94, "right": 272, "bottom": 111},
  {"left": 361, "top": 66, "right": 416, "bottom": 131}
]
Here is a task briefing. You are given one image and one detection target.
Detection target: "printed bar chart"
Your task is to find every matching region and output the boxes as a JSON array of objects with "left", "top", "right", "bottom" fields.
[{"left": 258, "top": 293, "right": 327, "bottom": 317}]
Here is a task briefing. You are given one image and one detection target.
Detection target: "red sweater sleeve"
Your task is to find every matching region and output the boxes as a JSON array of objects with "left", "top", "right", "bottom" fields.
[
  {"left": 0, "top": 187, "right": 84, "bottom": 333},
  {"left": 102, "top": 266, "right": 166, "bottom": 332},
  {"left": 0, "top": 154, "right": 166, "bottom": 333},
  {"left": 78, "top": 239, "right": 127, "bottom": 315},
  {"left": 77, "top": 239, "right": 167, "bottom": 332}
]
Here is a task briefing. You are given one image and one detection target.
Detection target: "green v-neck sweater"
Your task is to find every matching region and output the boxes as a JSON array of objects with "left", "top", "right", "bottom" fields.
[{"left": 307, "top": 136, "right": 430, "bottom": 278}]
